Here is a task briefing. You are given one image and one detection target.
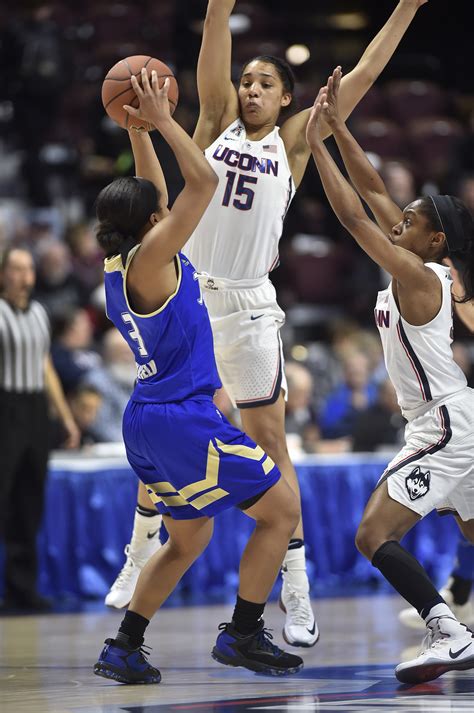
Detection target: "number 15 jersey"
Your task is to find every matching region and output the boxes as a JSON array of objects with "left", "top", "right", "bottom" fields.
[{"left": 185, "top": 119, "right": 295, "bottom": 280}]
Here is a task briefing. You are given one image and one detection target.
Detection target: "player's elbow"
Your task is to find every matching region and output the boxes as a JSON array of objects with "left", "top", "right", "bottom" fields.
[{"left": 340, "top": 213, "right": 369, "bottom": 240}]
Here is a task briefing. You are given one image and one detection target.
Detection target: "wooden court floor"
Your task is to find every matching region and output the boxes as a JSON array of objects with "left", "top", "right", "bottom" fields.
[{"left": 1, "top": 594, "right": 474, "bottom": 712}]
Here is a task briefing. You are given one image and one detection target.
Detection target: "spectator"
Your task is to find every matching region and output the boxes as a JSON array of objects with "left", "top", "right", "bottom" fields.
[
  {"left": 285, "top": 361, "right": 316, "bottom": 441},
  {"left": 67, "top": 384, "right": 103, "bottom": 447},
  {"left": 352, "top": 378, "right": 405, "bottom": 452},
  {"left": 319, "top": 350, "right": 378, "bottom": 439},
  {"left": 83, "top": 327, "right": 136, "bottom": 442},
  {"left": 34, "top": 240, "right": 88, "bottom": 318},
  {"left": 380, "top": 160, "right": 417, "bottom": 209},
  {"left": 51, "top": 306, "right": 102, "bottom": 393}
]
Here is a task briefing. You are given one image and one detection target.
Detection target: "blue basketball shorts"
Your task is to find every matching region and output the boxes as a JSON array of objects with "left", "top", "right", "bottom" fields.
[{"left": 123, "top": 396, "right": 280, "bottom": 520}]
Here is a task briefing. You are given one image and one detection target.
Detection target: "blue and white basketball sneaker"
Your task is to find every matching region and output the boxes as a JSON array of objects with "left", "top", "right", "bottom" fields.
[
  {"left": 212, "top": 620, "right": 303, "bottom": 675},
  {"left": 93, "top": 635, "right": 161, "bottom": 684}
]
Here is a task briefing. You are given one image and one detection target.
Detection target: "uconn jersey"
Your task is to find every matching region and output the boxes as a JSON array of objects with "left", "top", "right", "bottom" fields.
[
  {"left": 374, "top": 262, "right": 466, "bottom": 419},
  {"left": 185, "top": 119, "right": 295, "bottom": 279},
  {"left": 104, "top": 247, "right": 221, "bottom": 403}
]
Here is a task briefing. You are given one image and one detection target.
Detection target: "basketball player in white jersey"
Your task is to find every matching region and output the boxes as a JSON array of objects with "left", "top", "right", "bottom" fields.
[
  {"left": 307, "top": 66, "right": 474, "bottom": 683},
  {"left": 105, "top": 0, "right": 430, "bottom": 646}
]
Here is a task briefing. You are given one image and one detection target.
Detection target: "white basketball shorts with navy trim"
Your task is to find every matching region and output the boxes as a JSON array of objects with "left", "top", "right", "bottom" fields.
[
  {"left": 375, "top": 387, "right": 474, "bottom": 521},
  {"left": 199, "top": 273, "right": 287, "bottom": 409}
]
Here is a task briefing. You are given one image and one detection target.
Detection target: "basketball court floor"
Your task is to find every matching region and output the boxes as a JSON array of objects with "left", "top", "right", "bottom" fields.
[{"left": 1, "top": 593, "right": 473, "bottom": 712}]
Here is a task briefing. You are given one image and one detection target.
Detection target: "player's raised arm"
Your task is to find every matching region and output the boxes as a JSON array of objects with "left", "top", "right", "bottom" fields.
[
  {"left": 305, "top": 86, "right": 430, "bottom": 290},
  {"left": 319, "top": 67, "right": 403, "bottom": 236},
  {"left": 193, "top": 0, "right": 240, "bottom": 150},
  {"left": 124, "top": 69, "right": 218, "bottom": 268},
  {"left": 281, "top": 0, "right": 428, "bottom": 187},
  {"left": 128, "top": 130, "right": 169, "bottom": 218}
]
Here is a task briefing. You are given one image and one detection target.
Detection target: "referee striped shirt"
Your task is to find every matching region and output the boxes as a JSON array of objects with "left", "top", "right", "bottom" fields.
[{"left": 0, "top": 298, "right": 51, "bottom": 393}]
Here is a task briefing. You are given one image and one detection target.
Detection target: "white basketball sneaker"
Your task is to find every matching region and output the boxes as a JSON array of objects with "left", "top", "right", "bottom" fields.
[
  {"left": 395, "top": 616, "right": 474, "bottom": 683},
  {"left": 279, "top": 582, "right": 319, "bottom": 647},
  {"left": 105, "top": 517, "right": 162, "bottom": 609},
  {"left": 398, "top": 579, "right": 474, "bottom": 630}
]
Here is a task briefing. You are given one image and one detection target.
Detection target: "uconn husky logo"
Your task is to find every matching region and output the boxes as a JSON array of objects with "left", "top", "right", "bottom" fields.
[{"left": 405, "top": 466, "right": 431, "bottom": 500}]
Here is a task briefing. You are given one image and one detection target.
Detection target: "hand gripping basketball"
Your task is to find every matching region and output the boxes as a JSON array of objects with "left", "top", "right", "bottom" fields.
[{"left": 124, "top": 68, "right": 172, "bottom": 132}]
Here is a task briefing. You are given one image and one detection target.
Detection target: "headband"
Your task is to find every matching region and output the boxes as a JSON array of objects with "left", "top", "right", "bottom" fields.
[{"left": 428, "top": 195, "right": 466, "bottom": 254}]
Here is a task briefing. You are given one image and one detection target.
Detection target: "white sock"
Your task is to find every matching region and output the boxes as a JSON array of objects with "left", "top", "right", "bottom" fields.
[
  {"left": 129, "top": 510, "right": 162, "bottom": 561},
  {"left": 282, "top": 545, "right": 309, "bottom": 594},
  {"left": 425, "top": 603, "right": 459, "bottom": 627}
]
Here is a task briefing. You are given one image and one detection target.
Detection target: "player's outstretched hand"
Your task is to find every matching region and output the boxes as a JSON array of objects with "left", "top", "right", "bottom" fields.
[
  {"left": 124, "top": 68, "right": 172, "bottom": 130},
  {"left": 321, "top": 66, "right": 343, "bottom": 127},
  {"left": 306, "top": 86, "right": 328, "bottom": 146}
]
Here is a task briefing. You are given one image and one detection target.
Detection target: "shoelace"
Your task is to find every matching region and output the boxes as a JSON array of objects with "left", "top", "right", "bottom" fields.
[
  {"left": 109, "top": 545, "right": 139, "bottom": 590},
  {"left": 253, "top": 627, "right": 281, "bottom": 655},
  {"left": 136, "top": 643, "right": 153, "bottom": 664},
  {"left": 284, "top": 589, "right": 313, "bottom": 626},
  {"left": 218, "top": 623, "right": 281, "bottom": 655},
  {"left": 422, "top": 616, "right": 469, "bottom": 654}
]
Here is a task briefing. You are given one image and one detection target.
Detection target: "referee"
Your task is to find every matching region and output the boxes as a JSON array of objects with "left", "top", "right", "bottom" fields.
[{"left": 0, "top": 246, "right": 80, "bottom": 612}]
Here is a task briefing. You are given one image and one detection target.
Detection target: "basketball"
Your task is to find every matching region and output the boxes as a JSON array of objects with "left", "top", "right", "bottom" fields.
[{"left": 101, "top": 55, "right": 179, "bottom": 131}]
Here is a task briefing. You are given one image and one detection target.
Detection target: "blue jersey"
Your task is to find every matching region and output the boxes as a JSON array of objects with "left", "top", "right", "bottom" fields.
[{"left": 104, "top": 247, "right": 221, "bottom": 403}]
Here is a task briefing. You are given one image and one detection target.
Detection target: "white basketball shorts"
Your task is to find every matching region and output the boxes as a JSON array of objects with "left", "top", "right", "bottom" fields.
[
  {"left": 198, "top": 274, "right": 287, "bottom": 409},
  {"left": 376, "top": 388, "right": 474, "bottom": 521}
]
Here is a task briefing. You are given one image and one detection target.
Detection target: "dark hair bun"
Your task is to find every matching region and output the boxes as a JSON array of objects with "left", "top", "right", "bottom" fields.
[{"left": 96, "top": 220, "right": 129, "bottom": 258}]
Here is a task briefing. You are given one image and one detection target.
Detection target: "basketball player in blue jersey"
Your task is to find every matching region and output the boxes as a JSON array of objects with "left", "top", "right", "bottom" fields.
[
  {"left": 93, "top": 69, "right": 304, "bottom": 684},
  {"left": 306, "top": 66, "right": 474, "bottom": 684},
  {"left": 106, "top": 0, "right": 430, "bottom": 648}
]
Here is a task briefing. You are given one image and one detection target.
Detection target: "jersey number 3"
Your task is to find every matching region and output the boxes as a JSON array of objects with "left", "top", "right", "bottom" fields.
[
  {"left": 222, "top": 171, "right": 257, "bottom": 211},
  {"left": 122, "top": 312, "right": 148, "bottom": 357}
]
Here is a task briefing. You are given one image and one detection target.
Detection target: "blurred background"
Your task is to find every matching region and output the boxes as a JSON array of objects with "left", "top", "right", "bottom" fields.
[
  {"left": 0, "top": 0, "right": 472, "bottom": 605},
  {"left": 1, "top": 0, "right": 473, "bottom": 456}
]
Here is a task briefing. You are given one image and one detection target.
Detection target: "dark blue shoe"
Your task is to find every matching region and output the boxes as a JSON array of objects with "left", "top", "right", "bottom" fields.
[
  {"left": 212, "top": 620, "right": 303, "bottom": 676},
  {"left": 93, "top": 635, "right": 161, "bottom": 684}
]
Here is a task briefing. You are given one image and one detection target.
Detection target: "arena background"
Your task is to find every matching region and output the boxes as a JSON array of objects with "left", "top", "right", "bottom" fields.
[{"left": 0, "top": 0, "right": 472, "bottom": 605}]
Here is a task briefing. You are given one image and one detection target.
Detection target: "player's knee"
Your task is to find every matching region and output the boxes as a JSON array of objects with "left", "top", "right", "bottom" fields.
[
  {"left": 355, "top": 519, "right": 384, "bottom": 561},
  {"left": 279, "top": 489, "right": 300, "bottom": 536},
  {"left": 255, "top": 431, "right": 288, "bottom": 465},
  {"left": 168, "top": 526, "right": 213, "bottom": 560}
]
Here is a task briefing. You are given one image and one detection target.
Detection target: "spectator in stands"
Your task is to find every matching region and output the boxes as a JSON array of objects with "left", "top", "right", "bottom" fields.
[
  {"left": 285, "top": 361, "right": 317, "bottom": 441},
  {"left": 83, "top": 327, "right": 136, "bottom": 442},
  {"left": 352, "top": 378, "right": 405, "bottom": 452},
  {"left": 51, "top": 306, "right": 102, "bottom": 393},
  {"left": 67, "top": 384, "right": 103, "bottom": 447},
  {"left": 35, "top": 239, "right": 88, "bottom": 318},
  {"left": 380, "top": 160, "right": 417, "bottom": 209},
  {"left": 319, "top": 350, "right": 378, "bottom": 439}
]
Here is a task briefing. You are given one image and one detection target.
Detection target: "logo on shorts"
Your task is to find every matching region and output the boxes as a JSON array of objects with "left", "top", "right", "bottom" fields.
[
  {"left": 205, "top": 278, "right": 218, "bottom": 291},
  {"left": 405, "top": 466, "right": 431, "bottom": 501}
]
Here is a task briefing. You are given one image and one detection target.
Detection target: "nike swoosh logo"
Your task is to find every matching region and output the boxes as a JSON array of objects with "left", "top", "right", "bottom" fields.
[
  {"left": 147, "top": 529, "right": 160, "bottom": 540},
  {"left": 449, "top": 643, "right": 472, "bottom": 659},
  {"left": 306, "top": 622, "right": 316, "bottom": 635},
  {"left": 250, "top": 314, "right": 264, "bottom": 321}
]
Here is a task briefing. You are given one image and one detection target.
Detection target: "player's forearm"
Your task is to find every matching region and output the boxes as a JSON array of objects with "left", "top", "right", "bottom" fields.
[
  {"left": 197, "top": 0, "right": 235, "bottom": 110},
  {"left": 330, "top": 118, "right": 388, "bottom": 200},
  {"left": 158, "top": 117, "right": 217, "bottom": 189},
  {"left": 129, "top": 130, "right": 169, "bottom": 211},
  {"left": 206, "top": 0, "right": 236, "bottom": 20},
  {"left": 308, "top": 136, "right": 366, "bottom": 232}
]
